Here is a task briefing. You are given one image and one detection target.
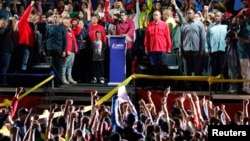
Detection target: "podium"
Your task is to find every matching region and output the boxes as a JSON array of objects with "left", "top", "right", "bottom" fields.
[{"left": 108, "top": 35, "right": 126, "bottom": 85}]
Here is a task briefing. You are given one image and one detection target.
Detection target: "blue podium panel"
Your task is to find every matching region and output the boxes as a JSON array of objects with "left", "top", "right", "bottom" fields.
[{"left": 109, "top": 36, "right": 126, "bottom": 85}]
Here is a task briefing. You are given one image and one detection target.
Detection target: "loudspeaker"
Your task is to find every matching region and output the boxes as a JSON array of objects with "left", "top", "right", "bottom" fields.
[
  {"left": 8, "top": 63, "right": 62, "bottom": 87},
  {"left": 135, "top": 64, "right": 180, "bottom": 90},
  {"left": 31, "top": 63, "right": 63, "bottom": 87}
]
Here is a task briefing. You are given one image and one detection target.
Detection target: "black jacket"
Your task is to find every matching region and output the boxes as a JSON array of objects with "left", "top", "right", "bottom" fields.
[{"left": 0, "top": 19, "right": 14, "bottom": 53}]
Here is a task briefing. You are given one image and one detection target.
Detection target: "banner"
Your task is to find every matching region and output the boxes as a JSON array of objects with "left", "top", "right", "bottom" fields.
[{"left": 108, "top": 36, "right": 126, "bottom": 85}]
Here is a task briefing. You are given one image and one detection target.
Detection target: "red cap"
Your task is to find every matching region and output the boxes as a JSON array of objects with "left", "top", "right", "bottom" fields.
[{"left": 71, "top": 18, "right": 78, "bottom": 23}]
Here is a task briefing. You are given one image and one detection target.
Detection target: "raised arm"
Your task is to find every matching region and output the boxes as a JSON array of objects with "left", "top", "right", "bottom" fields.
[
  {"left": 45, "top": 112, "right": 55, "bottom": 140},
  {"left": 243, "top": 99, "right": 249, "bottom": 123},
  {"left": 28, "top": 120, "right": 40, "bottom": 141},
  {"left": 36, "top": 0, "right": 43, "bottom": 15},
  {"left": 10, "top": 126, "right": 19, "bottom": 141},
  {"left": 24, "top": 108, "right": 35, "bottom": 132},
  {"left": 104, "top": 8, "right": 115, "bottom": 24},
  {"left": 13, "top": 0, "right": 18, "bottom": 14},
  {"left": 161, "top": 87, "right": 171, "bottom": 120},
  {"left": 220, "top": 104, "right": 231, "bottom": 125},
  {"left": 192, "top": 92, "right": 204, "bottom": 123},
  {"left": 67, "top": 112, "right": 77, "bottom": 140},
  {"left": 176, "top": 94, "right": 189, "bottom": 122},
  {"left": 95, "top": 110, "right": 109, "bottom": 141},
  {"left": 147, "top": 0, "right": 153, "bottom": 12},
  {"left": 91, "top": 90, "right": 98, "bottom": 116},
  {"left": 147, "top": 91, "right": 157, "bottom": 117},
  {"left": 200, "top": 96, "right": 209, "bottom": 121},
  {"left": 138, "top": 99, "right": 152, "bottom": 121},
  {"left": 171, "top": 0, "right": 186, "bottom": 24},
  {"left": 19, "top": 1, "right": 35, "bottom": 23},
  {"left": 64, "top": 99, "right": 73, "bottom": 118},
  {"left": 10, "top": 87, "right": 23, "bottom": 119}
]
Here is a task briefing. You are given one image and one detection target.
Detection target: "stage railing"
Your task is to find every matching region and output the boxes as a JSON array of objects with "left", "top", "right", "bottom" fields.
[
  {"left": 0, "top": 75, "right": 54, "bottom": 107},
  {"left": 1, "top": 74, "right": 250, "bottom": 119},
  {"left": 83, "top": 74, "right": 250, "bottom": 113}
]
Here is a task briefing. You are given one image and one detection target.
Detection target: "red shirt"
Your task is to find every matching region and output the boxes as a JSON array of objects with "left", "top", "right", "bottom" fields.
[
  {"left": 88, "top": 24, "right": 107, "bottom": 44},
  {"left": 105, "top": 12, "right": 135, "bottom": 49},
  {"left": 144, "top": 20, "right": 172, "bottom": 53},
  {"left": 17, "top": 5, "right": 35, "bottom": 47}
]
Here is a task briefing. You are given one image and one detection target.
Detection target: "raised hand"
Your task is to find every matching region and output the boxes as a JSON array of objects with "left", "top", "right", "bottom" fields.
[
  {"left": 71, "top": 112, "right": 78, "bottom": 119},
  {"left": 31, "top": 1, "right": 35, "bottom": 6},
  {"left": 31, "top": 120, "right": 40, "bottom": 129},
  {"left": 15, "top": 87, "right": 23, "bottom": 97},
  {"left": 164, "top": 86, "right": 171, "bottom": 97},
  {"left": 243, "top": 99, "right": 249, "bottom": 105},
  {"left": 171, "top": 0, "right": 177, "bottom": 6},
  {"left": 147, "top": 91, "right": 152, "bottom": 97},
  {"left": 91, "top": 90, "right": 98, "bottom": 96},
  {"left": 138, "top": 99, "right": 145, "bottom": 106},
  {"left": 66, "top": 99, "right": 74, "bottom": 106}
]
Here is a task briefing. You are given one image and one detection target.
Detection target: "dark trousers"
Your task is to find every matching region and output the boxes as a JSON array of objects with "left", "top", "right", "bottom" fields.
[
  {"left": 183, "top": 51, "right": 202, "bottom": 76},
  {"left": 0, "top": 52, "right": 11, "bottom": 85},
  {"left": 133, "top": 29, "right": 145, "bottom": 60},
  {"left": 72, "top": 48, "right": 92, "bottom": 82},
  {"left": 92, "top": 61, "right": 105, "bottom": 79},
  {"left": 148, "top": 52, "right": 167, "bottom": 66},
  {"left": 210, "top": 51, "right": 226, "bottom": 76},
  {"left": 182, "top": 51, "right": 203, "bottom": 90},
  {"left": 126, "top": 48, "right": 133, "bottom": 78},
  {"left": 47, "top": 50, "right": 63, "bottom": 77}
]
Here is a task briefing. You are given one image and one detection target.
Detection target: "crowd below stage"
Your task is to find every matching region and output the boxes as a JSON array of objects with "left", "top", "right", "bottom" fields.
[
  {"left": 0, "top": 86, "right": 249, "bottom": 141},
  {"left": 0, "top": 0, "right": 249, "bottom": 91}
]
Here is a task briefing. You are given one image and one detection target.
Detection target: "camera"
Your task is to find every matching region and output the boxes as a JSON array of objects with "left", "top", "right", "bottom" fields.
[{"left": 227, "top": 23, "right": 240, "bottom": 39}]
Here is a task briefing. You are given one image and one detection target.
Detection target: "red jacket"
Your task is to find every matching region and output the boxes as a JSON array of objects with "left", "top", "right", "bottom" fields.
[
  {"left": 10, "top": 97, "right": 19, "bottom": 118},
  {"left": 88, "top": 24, "right": 107, "bottom": 44},
  {"left": 17, "top": 5, "right": 35, "bottom": 47},
  {"left": 144, "top": 20, "right": 172, "bottom": 53},
  {"left": 65, "top": 29, "right": 78, "bottom": 53}
]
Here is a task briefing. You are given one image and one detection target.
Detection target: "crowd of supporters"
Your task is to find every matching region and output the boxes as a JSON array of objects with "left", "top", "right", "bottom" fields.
[{"left": 0, "top": 86, "right": 249, "bottom": 141}]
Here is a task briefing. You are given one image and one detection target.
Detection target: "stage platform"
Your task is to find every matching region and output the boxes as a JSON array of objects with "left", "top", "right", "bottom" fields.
[
  {"left": 0, "top": 82, "right": 250, "bottom": 118},
  {"left": 0, "top": 83, "right": 135, "bottom": 94},
  {"left": 1, "top": 83, "right": 250, "bottom": 101}
]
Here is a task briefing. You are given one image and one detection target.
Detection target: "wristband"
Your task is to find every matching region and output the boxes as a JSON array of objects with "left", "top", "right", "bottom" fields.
[
  {"left": 52, "top": 135, "right": 60, "bottom": 138},
  {"left": 153, "top": 132, "right": 160, "bottom": 136}
]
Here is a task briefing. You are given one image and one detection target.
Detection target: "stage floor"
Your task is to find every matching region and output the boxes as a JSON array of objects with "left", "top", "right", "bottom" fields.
[{"left": 1, "top": 82, "right": 250, "bottom": 101}]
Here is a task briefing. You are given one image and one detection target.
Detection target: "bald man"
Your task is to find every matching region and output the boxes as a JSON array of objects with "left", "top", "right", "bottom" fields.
[{"left": 144, "top": 10, "right": 172, "bottom": 66}]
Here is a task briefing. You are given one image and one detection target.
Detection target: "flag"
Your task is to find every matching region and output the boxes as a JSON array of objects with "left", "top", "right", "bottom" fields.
[{"left": 117, "top": 85, "right": 130, "bottom": 103}]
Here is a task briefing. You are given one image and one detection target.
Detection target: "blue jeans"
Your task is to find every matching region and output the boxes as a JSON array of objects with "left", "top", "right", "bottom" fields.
[
  {"left": 0, "top": 52, "right": 11, "bottom": 85},
  {"left": 61, "top": 53, "right": 75, "bottom": 78},
  {"left": 21, "top": 45, "right": 30, "bottom": 71}
]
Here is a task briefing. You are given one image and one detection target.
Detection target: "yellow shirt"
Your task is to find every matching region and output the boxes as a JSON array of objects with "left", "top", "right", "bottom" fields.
[{"left": 138, "top": 0, "right": 153, "bottom": 29}]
